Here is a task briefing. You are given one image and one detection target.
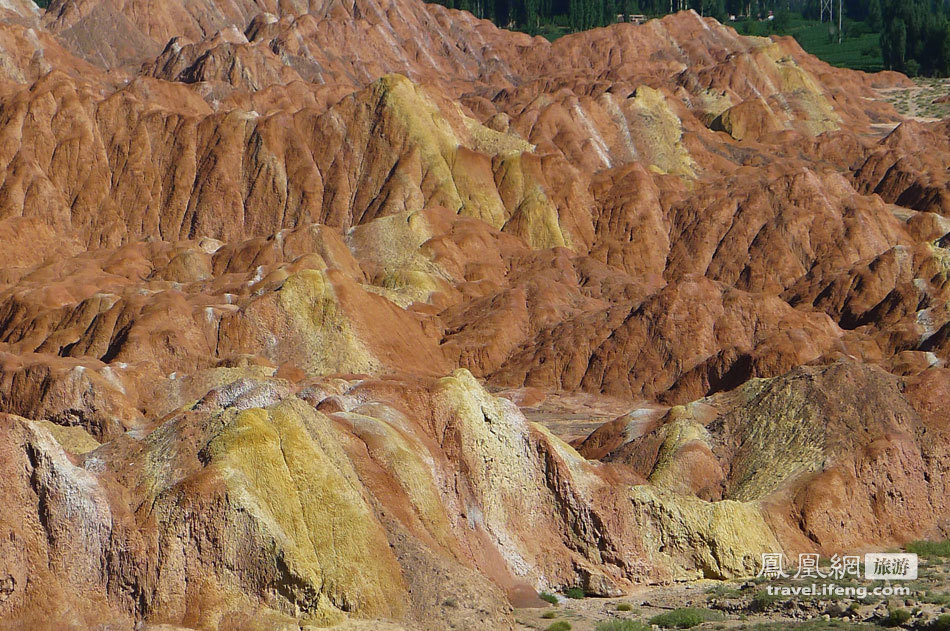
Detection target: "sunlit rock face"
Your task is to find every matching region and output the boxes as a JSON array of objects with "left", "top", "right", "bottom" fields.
[{"left": 0, "top": 0, "right": 948, "bottom": 628}]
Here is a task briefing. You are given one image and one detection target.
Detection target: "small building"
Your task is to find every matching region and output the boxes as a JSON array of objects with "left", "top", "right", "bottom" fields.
[{"left": 617, "top": 13, "right": 647, "bottom": 23}]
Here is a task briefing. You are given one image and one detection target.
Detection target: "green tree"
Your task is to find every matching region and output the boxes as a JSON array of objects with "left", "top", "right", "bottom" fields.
[
  {"left": 569, "top": 0, "right": 581, "bottom": 29},
  {"left": 527, "top": 0, "right": 541, "bottom": 29},
  {"left": 584, "top": 0, "right": 598, "bottom": 28},
  {"left": 604, "top": 0, "right": 617, "bottom": 25},
  {"left": 715, "top": 0, "right": 728, "bottom": 20},
  {"left": 881, "top": 17, "right": 907, "bottom": 70},
  {"left": 517, "top": 0, "right": 541, "bottom": 30},
  {"left": 943, "top": 20, "right": 950, "bottom": 75},
  {"left": 771, "top": 8, "right": 791, "bottom": 30},
  {"left": 868, "top": 0, "right": 883, "bottom": 30}
]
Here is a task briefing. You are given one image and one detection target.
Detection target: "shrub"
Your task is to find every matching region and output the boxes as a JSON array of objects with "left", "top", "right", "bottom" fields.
[
  {"left": 616, "top": 602, "right": 633, "bottom": 612},
  {"left": 881, "top": 608, "right": 912, "bottom": 627},
  {"left": 750, "top": 589, "right": 783, "bottom": 612},
  {"left": 539, "top": 591, "right": 559, "bottom": 605},
  {"left": 546, "top": 622, "right": 572, "bottom": 631},
  {"left": 541, "top": 611, "right": 558, "bottom": 619},
  {"left": 564, "top": 587, "right": 586, "bottom": 599},
  {"left": 595, "top": 620, "right": 651, "bottom": 631},
  {"left": 930, "top": 615, "right": 950, "bottom": 631},
  {"left": 649, "top": 608, "right": 724, "bottom": 629},
  {"left": 904, "top": 59, "right": 921, "bottom": 78}
]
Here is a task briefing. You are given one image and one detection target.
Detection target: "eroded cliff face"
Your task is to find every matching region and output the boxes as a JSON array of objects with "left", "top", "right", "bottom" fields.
[
  {"left": 3, "top": 362, "right": 947, "bottom": 630},
  {"left": 0, "top": 370, "right": 642, "bottom": 629},
  {"left": 586, "top": 362, "right": 950, "bottom": 571},
  {"left": 0, "top": 0, "right": 948, "bottom": 627}
]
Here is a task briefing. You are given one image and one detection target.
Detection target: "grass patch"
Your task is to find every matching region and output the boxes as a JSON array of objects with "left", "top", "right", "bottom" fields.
[
  {"left": 920, "top": 591, "right": 950, "bottom": 605},
  {"left": 649, "top": 607, "right": 725, "bottom": 629},
  {"left": 536, "top": 24, "right": 571, "bottom": 41},
  {"left": 705, "top": 583, "right": 742, "bottom": 599},
  {"left": 539, "top": 591, "right": 559, "bottom": 605},
  {"left": 547, "top": 622, "right": 572, "bottom": 631},
  {"left": 564, "top": 587, "right": 586, "bottom": 599},
  {"left": 616, "top": 602, "right": 634, "bottom": 612},
  {"left": 907, "top": 540, "right": 950, "bottom": 559},
  {"left": 542, "top": 611, "right": 558, "bottom": 619},
  {"left": 596, "top": 621, "right": 651, "bottom": 631}
]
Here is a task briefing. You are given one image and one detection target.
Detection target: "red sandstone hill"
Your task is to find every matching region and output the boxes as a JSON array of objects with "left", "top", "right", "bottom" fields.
[{"left": 0, "top": 0, "right": 947, "bottom": 629}]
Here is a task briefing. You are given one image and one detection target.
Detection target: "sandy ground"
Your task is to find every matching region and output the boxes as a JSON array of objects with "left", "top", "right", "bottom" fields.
[{"left": 876, "top": 78, "right": 950, "bottom": 122}]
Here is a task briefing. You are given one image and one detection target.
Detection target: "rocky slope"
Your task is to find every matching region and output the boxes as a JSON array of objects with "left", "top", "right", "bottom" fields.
[{"left": 0, "top": 0, "right": 948, "bottom": 629}]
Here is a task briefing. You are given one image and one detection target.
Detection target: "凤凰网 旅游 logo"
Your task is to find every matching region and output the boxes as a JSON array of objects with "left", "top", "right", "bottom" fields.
[
  {"left": 755, "top": 553, "right": 917, "bottom": 599},
  {"left": 865, "top": 553, "right": 918, "bottom": 580},
  {"left": 757, "top": 552, "right": 917, "bottom": 581}
]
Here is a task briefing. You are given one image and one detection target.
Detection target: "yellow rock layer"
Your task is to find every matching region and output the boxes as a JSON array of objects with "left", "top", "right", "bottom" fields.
[
  {"left": 630, "top": 485, "right": 782, "bottom": 580},
  {"left": 205, "top": 400, "right": 408, "bottom": 622},
  {"left": 627, "top": 86, "right": 697, "bottom": 177},
  {"left": 277, "top": 269, "right": 381, "bottom": 374},
  {"left": 35, "top": 418, "right": 101, "bottom": 453}
]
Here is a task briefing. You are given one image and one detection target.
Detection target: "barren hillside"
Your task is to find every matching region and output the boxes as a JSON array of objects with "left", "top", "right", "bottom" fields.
[{"left": 0, "top": 0, "right": 947, "bottom": 629}]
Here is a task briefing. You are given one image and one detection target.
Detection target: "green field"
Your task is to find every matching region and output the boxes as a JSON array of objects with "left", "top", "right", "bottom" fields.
[{"left": 735, "top": 15, "right": 884, "bottom": 73}]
